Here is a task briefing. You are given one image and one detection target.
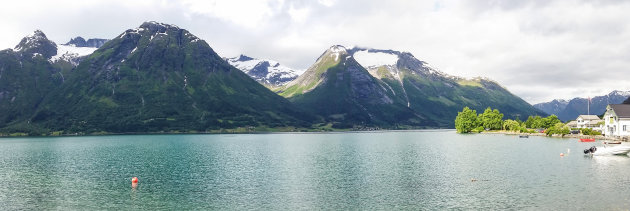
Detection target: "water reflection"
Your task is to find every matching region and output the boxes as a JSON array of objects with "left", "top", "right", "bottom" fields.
[{"left": 1, "top": 132, "right": 630, "bottom": 210}]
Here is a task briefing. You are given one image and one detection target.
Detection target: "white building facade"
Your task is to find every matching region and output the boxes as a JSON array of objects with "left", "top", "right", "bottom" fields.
[
  {"left": 575, "top": 115, "right": 603, "bottom": 131},
  {"left": 603, "top": 104, "right": 630, "bottom": 137}
]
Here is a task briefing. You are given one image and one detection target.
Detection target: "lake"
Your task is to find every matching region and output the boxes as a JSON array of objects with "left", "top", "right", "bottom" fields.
[{"left": 1, "top": 130, "right": 629, "bottom": 210}]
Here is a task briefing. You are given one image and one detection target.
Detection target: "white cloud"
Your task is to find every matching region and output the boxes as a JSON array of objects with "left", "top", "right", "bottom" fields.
[
  {"left": 317, "top": 0, "right": 337, "bottom": 7},
  {"left": 181, "top": 0, "right": 279, "bottom": 29},
  {"left": 287, "top": 4, "right": 310, "bottom": 23}
]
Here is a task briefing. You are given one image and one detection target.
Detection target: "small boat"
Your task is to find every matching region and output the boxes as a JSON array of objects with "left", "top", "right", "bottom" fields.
[
  {"left": 584, "top": 145, "right": 630, "bottom": 156},
  {"left": 519, "top": 135, "right": 529, "bottom": 138},
  {"left": 580, "top": 138, "right": 595, "bottom": 142},
  {"left": 604, "top": 141, "right": 622, "bottom": 144}
]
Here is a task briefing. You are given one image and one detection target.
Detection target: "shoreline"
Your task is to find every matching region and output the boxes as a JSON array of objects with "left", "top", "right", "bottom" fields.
[
  {"left": 483, "top": 130, "right": 624, "bottom": 141},
  {"left": 0, "top": 128, "right": 456, "bottom": 138}
]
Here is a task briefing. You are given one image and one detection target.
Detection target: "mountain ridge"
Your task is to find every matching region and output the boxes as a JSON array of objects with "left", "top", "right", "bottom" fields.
[{"left": 534, "top": 90, "right": 630, "bottom": 121}]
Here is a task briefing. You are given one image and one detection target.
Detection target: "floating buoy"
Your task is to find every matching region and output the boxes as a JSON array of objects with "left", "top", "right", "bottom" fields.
[
  {"left": 131, "top": 177, "right": 138, "bottom": 183},
  {"left": 560, "top": 153, "right": 564, "bottom": 157},
  {"left": 471, "top": 178, "right": 477, "bottom": 182}
]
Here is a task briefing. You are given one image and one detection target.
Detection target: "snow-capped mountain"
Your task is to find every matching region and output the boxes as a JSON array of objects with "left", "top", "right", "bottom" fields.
[
  {"left": 226, "top": 55, "right": 302, "bottom": 87},
  {"left": 13, "top": 30, "right": 57, "bottom": 59},
  {"left": 349, "top": 47, "right": 452, "bottom": 80}
]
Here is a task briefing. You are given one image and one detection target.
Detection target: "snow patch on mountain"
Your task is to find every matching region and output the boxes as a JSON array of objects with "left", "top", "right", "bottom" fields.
[
  {"left": 49, "top": 44, "right": 97, "bottom": 65},
  {"left": 328, "top": 45, "right": 347, "bottom": 62},
  {"left": 353, "top": 50, "right": 398, "bottom": 68},
  {"left": 226, "top": 55, "right": 303, "bottom": 86}
]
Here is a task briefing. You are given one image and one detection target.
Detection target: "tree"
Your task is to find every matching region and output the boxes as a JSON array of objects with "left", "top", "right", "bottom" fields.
[
  {"left": 525, "top": 115, "right": 544, "bottom": 129},
  {"left": 545, "top": 122, "right": 570, "bottom": 136},
  {"left": 542, "top": 115, "right": 561, "bottom": 129},
  {"left": 503, "top": 119, "right": 520, "bottom": 131},
  {"left": 479, "top": 107, "right": 504, "bottom": 130},
  {"left": 455, "top": 107, "right": 479, "bottom": 133}
]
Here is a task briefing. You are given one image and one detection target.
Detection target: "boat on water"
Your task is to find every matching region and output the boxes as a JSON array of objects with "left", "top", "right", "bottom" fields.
[
  {"left": 604, "top": 141, "right": 622, "bottom": 144},
  {"left": 580, "top": 138, "right": 596, "bottom": 142},
  {"left": 583, "top": 145, "right": 630, "bottom": 156},
  {"left": 519, "top": 135, "right": 529, "bottom": 138}
]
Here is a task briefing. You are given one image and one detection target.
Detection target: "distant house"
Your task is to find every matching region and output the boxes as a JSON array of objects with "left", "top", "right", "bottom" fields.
[
  {"left": 566, "top": 120, "right": 578, "bottom": 128},
  {"left": 576, "top": 115, "right": 603, "bottom": 131},
  {"left": 603, "top": 104, "right": 630, "bottom": 137}
]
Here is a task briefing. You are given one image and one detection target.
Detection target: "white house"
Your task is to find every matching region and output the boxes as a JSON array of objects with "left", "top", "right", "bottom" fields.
[
  {"left": 566, "top": 120, "right": 578, "bottom": 128},
  {"left": 603, "top": 104, "right": 630, "bottom": 137},
  {"left": 575, "top": 115, "right": 603, "bottom": 131}
]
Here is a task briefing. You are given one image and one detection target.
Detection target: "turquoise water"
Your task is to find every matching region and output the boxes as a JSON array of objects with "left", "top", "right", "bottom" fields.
[{"left": 0, "top": 131, "right": 629, "bottom": 210}]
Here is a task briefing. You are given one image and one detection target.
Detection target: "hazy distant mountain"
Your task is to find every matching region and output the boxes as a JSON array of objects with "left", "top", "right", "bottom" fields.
[
  {"left": 533, "top": 99, "right": 569, "bottom": 116},
  {"left": 226, "top": 55, "right": 301, "bottom": 87},
  {"left": 534, "top": 90, "right": 630, "bottom": 121}
]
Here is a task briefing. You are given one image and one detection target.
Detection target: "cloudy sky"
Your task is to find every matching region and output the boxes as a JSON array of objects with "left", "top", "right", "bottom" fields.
[{"left": 2, "top": 0, "right": 629, "bottom": 104}]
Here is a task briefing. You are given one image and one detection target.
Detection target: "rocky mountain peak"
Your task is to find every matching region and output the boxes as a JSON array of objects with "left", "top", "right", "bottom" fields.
[
  {"left": 65, "top": 36, "right": 109, "bottom": 48},
  {"left": 14, "top": 30, "right": 57, "bottom": 59},
  {"left": 234, "top": 54, "right": 254, "bottom": 62},
  {"left": 66, "top": 36, "right": 87, "bottom": 46}
]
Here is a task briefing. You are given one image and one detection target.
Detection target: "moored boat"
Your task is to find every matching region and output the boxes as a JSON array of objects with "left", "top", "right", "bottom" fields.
[
  {"left": 580, "top": 138, "right": 595, "bottom": 142},
  {"left": 583, "top": 145, "right": 630, "bottom": 156},
  {"left": 519, "top": 135, "right": 529, "bottom": 138},
  {"left": 604, "top": 141, "right": 622, "bottom": 144}
]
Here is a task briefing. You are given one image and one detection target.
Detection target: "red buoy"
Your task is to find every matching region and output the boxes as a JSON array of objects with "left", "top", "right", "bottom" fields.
[{"left": 131, "top": 177, "right": 138, "bottom": 183}]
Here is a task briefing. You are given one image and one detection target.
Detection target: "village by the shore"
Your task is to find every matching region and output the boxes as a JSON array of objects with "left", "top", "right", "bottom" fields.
[{"left": 455, "top": 103, "right": 630, "bottom": 142}]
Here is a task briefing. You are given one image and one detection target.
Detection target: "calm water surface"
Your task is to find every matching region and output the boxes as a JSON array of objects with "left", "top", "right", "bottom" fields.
[{"left": 1, "top": 130, "right": 629, "bottom": 210}]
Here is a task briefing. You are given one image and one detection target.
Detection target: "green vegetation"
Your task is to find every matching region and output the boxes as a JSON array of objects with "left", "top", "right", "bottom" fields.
[
  {"left": 455, "top": 106, "right": 571, "bottom": 136},
  {"left": 545, "top": 123, "right": 570, "bottom": 136},
  {"left": 503, "top": 120, "right": 521, "bottom": 132},
  {"left": 580, "top": 128, "right": 602, "bottom": 136},
  {"left": 479, "top": 107, "right": 504, "bottom": 130},
  {"left": 455, "top": 107, "right": 479, "bottom": 133},
  {"left": 525, "top": 115, "right": 561, "bottom": 129}
]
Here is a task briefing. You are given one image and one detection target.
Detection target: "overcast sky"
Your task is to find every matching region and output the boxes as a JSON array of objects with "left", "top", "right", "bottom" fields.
[{"left": 2, "top": 0, "right": 629, "bottom": 104}]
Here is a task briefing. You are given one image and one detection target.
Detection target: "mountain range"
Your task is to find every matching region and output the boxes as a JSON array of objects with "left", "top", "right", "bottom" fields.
[
  {"left": 0, "top": 21, "right": 544, "bottom": 135},
  {"left": 533, "top": 90, "right": 630, "bottom": 121}
]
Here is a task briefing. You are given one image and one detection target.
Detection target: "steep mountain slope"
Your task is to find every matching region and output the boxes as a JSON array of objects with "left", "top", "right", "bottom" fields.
[
  {"left": 534, "top": 90, "right": 630, "bottom": 121},
  {"left": 0, "top": 30, "right": 62, "bottom": 132},
  {"left": 21, "top": 22, "right": 312, "bottom": 133},
  {"left": 278, "top": 45, "right": 432, "bottom": 128},
  {"left": 348, "top": 47, "right": 545, "bottom": 126},
  {"left": 533, "top": 99, "right": 568, "bottom": 116},
  {"left": 226, "top": 55, "right": 301, "bottom": 87}
]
